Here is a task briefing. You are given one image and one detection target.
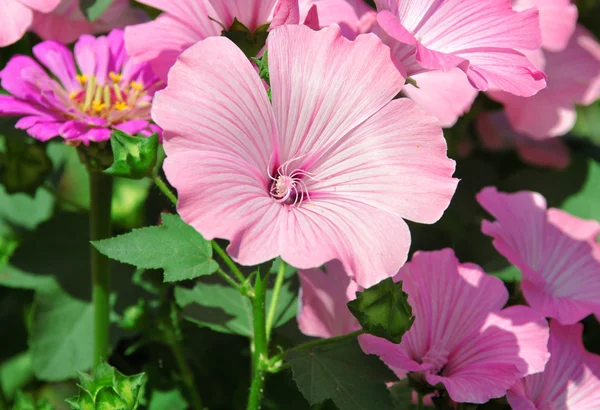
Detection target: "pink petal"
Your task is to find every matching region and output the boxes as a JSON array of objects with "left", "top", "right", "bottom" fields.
[
  {"left": 32, "top": 40, "right": 78, "bottom": 92},
  {"left": 478, "top": 187, "right": 600, "bottom": 324},
  {"left": 0, "top": 0, "right": 33, "bottom": 47},
  {"left": 297, "top": 260, "right": 361, "bottom": 338},
  {"left": 508, "top": 321, "right": 600, "bottom": 410},
  {"left": 359, "top": 334, "right": 426, "bottom": 376},
  {"left": 74, "top": 35, "right": 98, "bottom": 77},
  {"left": 403, "top": 69, "right": 478, "bottom": 127},
  {"left": 512, "top": 0, "right": 578, "bottom": 52},
  {"left": 299, "top": 0, "right": 375, "bottom": 39},
  {"left": 25, "top": 121, "right": 63, "bottom": 141},
  {"left": 302, "top": 4, "right": 320, "bottom": 30},
  {"left": 430, "top": 305, "right": 550, "bottom": 403},
  {"left": 17, "top": 0, "right": 61, "bottom": 13},
  {"left": 30, "top": 1, "right": 92, "bottom": 44},
  {"left": 270, "top": 0, "right": 300, "bottom": 29},
  {"left": 208, "top": 0, "right": 278, "bottom": 31}
]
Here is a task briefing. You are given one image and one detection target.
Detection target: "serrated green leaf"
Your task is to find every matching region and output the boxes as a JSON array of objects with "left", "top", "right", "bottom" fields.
[
  {"left": 105, "top": 131, "right": 159, "bottom": 180},
  {"left": 347, "top": 278, "right": 414, "bottom": 343},
  {"left": 175, "top": 271, "right": 298, "bottom": 336},
  {"left": 114, "top": 371, "right": 146, "bottom": 408},
  {"left": 93, "top": 213, "right": 218, "bottom": 282},
  {"left": 147, "top": 389, "right": 188, "bottom": 410},
  {"left": 287, "top": 338, "right": 395, "bottom": 410},
  {"left": 79, "top": 0, "right": 115, "bottom": 22},
  {"left": 29, "top": 286, "right": 94, "bottom": 381}
]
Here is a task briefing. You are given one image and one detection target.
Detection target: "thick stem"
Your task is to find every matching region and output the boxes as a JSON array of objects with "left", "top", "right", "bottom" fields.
[
  {"left": 168, "top": 330, "right": 204, "bottom": 410},
  {"left": 417, "top": 392, "right": 424, "bottom": 410},
  {"left": 247, "top": 275, "right": 268, "bottom": 410},
  {"left": 265, "top": 260, "right": 286, "bottom": 342},
  {"left": 89, "top": 171, "right": 113, "bottom": 368}
]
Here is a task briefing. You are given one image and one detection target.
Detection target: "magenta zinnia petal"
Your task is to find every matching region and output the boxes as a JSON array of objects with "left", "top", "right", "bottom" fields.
[
  {"left": 374, "top": 0, "right": 546, "bottom": 96},
  {"left": 153, "top": 25, "right": 457, "bottom": 287},
  {"left": 477, "top": 187, "right": 600, "bottom": 324},
  {"left": 360, "top": 249, "right": 550, "bottom": 404},
  {"left": 0, "top": 29, "right": 161, "bottom": 144},
  {"left": 508, "top": 321, "right": 600, "bottom": 410}
]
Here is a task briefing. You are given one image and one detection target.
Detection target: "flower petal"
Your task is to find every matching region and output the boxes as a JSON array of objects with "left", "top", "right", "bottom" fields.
[
  {"left": 17, "top": 0, "right": 61, "bottom": 13},
  {"left": 32, "top": 40, "right": 78, "bottom": 91},
  {"left": 208, "top": 0, "right": 278, "bottom": 31},
  {"left": 0, "top": 0, "right": 33, "bottom": 47}
]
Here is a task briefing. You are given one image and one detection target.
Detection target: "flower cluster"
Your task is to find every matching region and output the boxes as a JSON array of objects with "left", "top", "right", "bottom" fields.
[{"left": 0, "top": 0, "right": 599, "bottom": 409}]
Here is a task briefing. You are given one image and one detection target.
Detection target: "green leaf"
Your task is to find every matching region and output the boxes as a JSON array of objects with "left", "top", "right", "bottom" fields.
[
  {"left": 251, "top": 50, "right": 270, "bottom": 85},
  {"left": 347, "top": 278, "right": 414, "bottom": 343},
  {"left": 389, "top": 380, "right": 418, "bottom": 410},
  {"left": 287, "top": 337, "right": 395, "bottom": 410},
  {"left": 572, "top": 101, "right": 600, "bottom": 144},
  {"left": 561, "top": 158, "right": 600, "bottom": 221},
  {"left": 0, "top": 137, "right": 52, "bottom": 195},
  {"left": 29, "top": 286, "right": 94, "bottom": 381},
  {"left": 0, "top": 185, "right": 54, "bottom": 230},
  {"left": 174, "top": 270, "right": 298, "bottom": 336},
  {"left": 79, "top": 0, "right": 115, "bottom": 22},
  {"left": 147, "top": 390, "right": 188, "bottom": 410},
  {"left": 12, "top": 391, "right": 54, "bottom": 410},
  {"left": 221, "top": 18, "right": 269, "bottom": 58},
  {"left": 105, "top": 131, "right": 159, "bottom": 180},
  {"left": 0, "top": 352, "right": 33, "bottom": 400},
  {"left": 488, "top": 264, "right": 521, "bottom": 282},
  {"left": 93, "top": 213, "right": 219, "bottom": 282}
]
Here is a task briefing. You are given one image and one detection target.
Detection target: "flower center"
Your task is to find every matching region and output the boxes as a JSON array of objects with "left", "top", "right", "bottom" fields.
[
  {"left": 268, "top": 157, "right": 315, "bottom": 207},
  {"left": 422, "top": 347, "right": 449, "bottom": 375},
  {"left": 67, "top": 72, "right": 150, "bottom": 122}
]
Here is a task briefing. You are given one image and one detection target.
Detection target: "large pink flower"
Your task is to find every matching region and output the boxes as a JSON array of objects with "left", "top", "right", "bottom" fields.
[
  {"left": 124, "top": 0, "right": 294, "bottom": 80},
  {"left": 360, "top": 249, "right": 550, "bottom": 404},
  {"left": 508, "top": 321, "right": 600, "bottom": 410},
  {"left": 477, "top": 187, "right": 600, "bottom": 325},
  {"left": 476, "top": 111, "right": 570, "bottom": 170},
  {"left": 152, "top": 25, "right": 457, "bottom": 288},
  {"left": 297, "top": 261, "right": 361, "bottom": 338},
  {"left": 0, "top": 30, "right": 161, "bottom": 144},
  {"left": 374, "top": 0, "right": 546, "bottom": 96},
  {"left": 0, "top": 0, "right": 61, "bottom": 47},
  {"left": 31, "top": 0, "right": 147, "bottom": 44}
]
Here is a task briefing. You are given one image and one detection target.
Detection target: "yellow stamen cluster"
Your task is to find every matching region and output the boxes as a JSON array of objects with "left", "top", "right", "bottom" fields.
[
  {"left": 131, "top": 81, "right": 143, "bottom": 91},
  {"left": 109, "top": 71, "right": 122, "bottom": 83},
  {"left": 71, "top": 73, "right": 144, "bottom": 118},
  {"left": 76, "top": 74, "right": 88, "bottom": 85},
  {"left": 115, "top": 101, "right": 128, "bottom": 111}
]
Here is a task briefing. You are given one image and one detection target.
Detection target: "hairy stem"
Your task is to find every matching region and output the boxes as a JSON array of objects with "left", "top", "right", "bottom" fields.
[
  {"left": 212, "top": 241, "right": 246, "bottom": 283},
  {"left": 89, "top": 171, "right": 113, "bottom": 367},
  {"left": 247, "top": 274, "right": 268, "bottom": 410},
  {"left": 153, "top": 175, "right": 178, "bottom": 206},
  {"left": 265, "top": 260, "right": 286, "bottom": 342}
]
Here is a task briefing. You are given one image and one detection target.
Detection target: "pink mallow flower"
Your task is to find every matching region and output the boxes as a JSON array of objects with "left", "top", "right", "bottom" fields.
[
  {"left": 31, "top": 0, "right": 147, "bottom": 45},
  {"left": 298, "top": 0, "right": 376, "bottom": 40},
  {"left": 508, "top": 321, "right": 600, "bottom": 410},
  {"left": 360, "top": 249, "right": 550, "bottom": 404},
  {"left": 374, "top": 0, "right": 546, "bottom": 96},
  {"left": 476, "top": 111, "right": 570, "bottom": 170},
  {"left": 0, "top": 29, "right": 161, "bottom": 145},
  {"left": 124, "top": 0, "right": 296, "bottom": 80},
  {"left": 297, "top": 260, "right": 361, "bottom": 338},
  {"left": 477, "top": 187, "right": 600, "bottom": 325},
  {"left": 152, "top": 24, "right": 458, "bottom": 288},
  {"left": 489, "top": 26, "right": 600, "bottom": 140},
  {"left": 0, "top": 0, "right": 61, "bottom": 47}
]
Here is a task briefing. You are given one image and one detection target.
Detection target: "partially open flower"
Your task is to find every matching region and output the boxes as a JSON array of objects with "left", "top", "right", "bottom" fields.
[{"left": 0, "top": 29, "right": 161, "bottom": 145}]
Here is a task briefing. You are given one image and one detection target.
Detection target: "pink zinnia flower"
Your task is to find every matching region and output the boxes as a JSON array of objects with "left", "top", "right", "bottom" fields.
[
  {"left": 360, "top": 249, "right": 550, "bottom": 404},
  {"left": 297, "top": 261, "right": 361, "bottom": 338},
  {"left": 477, "top": 187, "right": 600, "bottom": 325},
  {"left": 124, "top": 0, "right": 296, "bottom": 80},
  {"left": 0, "top": 29, "right": 161, "bottom": 145},
  {"left": 152, "top": 25, "right": 457, "bottom": 288},
  {"left": 0, "top": 0, "right": 61, "bottom": 47},
  {"left": 31, "top": 0, "right": 147, "bottom": 45},
  {"left": 476, "top": 111, "right": 570, "bottom": 170},
  {"left": 490, "top": 26, "right": 600, "bottom": 140},
  {"left": 374, "top": 0, "right": 546, "bottom": 96},
  {"left": 508, "top": 321, "right": 600, "bottom": 410}
]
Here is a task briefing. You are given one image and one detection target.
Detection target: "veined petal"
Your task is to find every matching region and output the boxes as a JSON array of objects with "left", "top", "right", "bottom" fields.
[
  {"left": 33, "top": 41, "right": 78, "bottom": 92},
  {"left": 0, "top": 0, "right": 33, "bottom": 47},
  {"left": 17, "top": 0, "right": 61, "bottom": 13}
]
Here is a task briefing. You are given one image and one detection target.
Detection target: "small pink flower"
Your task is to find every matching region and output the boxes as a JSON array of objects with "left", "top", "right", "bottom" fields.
[
  {"left": 31, "top": 0, "right": 148, "bottom": 45},
  {"left": 152, "top": 25, "right": 457, "bottom": 288},
  {"left": 477, "top": 187, "right": 600, "bottom": 325},
  {"left": 125, "top": 0, "right": 295, "bottom": 80},
  {"left": 297, "top": 261, "right": 361, "bottom": 338},
  {"left": 0, "top": 0, "right": 61, "bottom": 47},
  {"left": 476, "top": 111, "right": 570, "bottom": 170},
  {"left": 0, "top": 29, "right": 161, "bottom": 145},
  {"left": 360, "top": 249, "right": 550, "bottom": 404},
  {"left": 508, "top": 321, "right": 600, "bottom": 410},
  {"left": 374, "top": 0, "right": 546, "bottom": 96},
  {"left": 490, "top": 26, "right": 600, "bottom": 140}
]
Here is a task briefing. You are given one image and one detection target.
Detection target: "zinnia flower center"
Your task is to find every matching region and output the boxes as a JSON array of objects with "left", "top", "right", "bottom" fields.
[{"left": 67, "top": 72, "right": 151, "bottom": 123}]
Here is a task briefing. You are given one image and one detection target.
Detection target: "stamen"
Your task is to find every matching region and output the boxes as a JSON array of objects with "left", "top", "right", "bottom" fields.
[
  {"left": 109, "top": 72, "right": 122, "bottom": 83},
  {"left": 92, "top": 101, "right": 106, "bottom": 112},
  {"left": 103, "top": 85, "right": 111, "bottom": 108},
  {"left": 83, "top": 75, "right": 97, "bottom": 111},
  {"left": 76, "top": 74, "right": 88, "bottom": 85},
  {"left": 115, "top": 101, "right": 128, "bottom": 111},
  {"left": 130, "top": 81, "right": 143, "bottom": 91},
  {"left": 93, "top": 83, "right": 103, "bottom": 104},
  {"left": 113, "top": 84, "right": 123, "bottom": 101},
  {"left": 69, "top": 91, "right": 78, "bottom": 100}
]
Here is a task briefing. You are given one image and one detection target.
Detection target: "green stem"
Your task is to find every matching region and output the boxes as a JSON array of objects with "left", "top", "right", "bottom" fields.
[
  {"left": 153, "top": 175, "right": 178, "bottom": 206},
  {"left": 247, "top": 274, "right": 268, "bottom": 410},
  {"left": 168, "top": 331, "right": 204, "bottom": 410},
  {"left": 216, "top": 268, "right": 243, "bottom": 292},
  {"left": 212, "top": 241, "right": 246, "bottom": 283},
  {"left": 265, "top": 260, "right": 286, "bottom": 342},
  {"left": 0, "top": 386, "right": 7, "bottom": 410},
  {"left": 89, "top": 171, "right": 113, "bottom": 368},
  {"left": 290, "top": 329, "right": 365, "bottom": 352},
  {"left": 417, "top": 392, "right": 424, "bottom": 410}
]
